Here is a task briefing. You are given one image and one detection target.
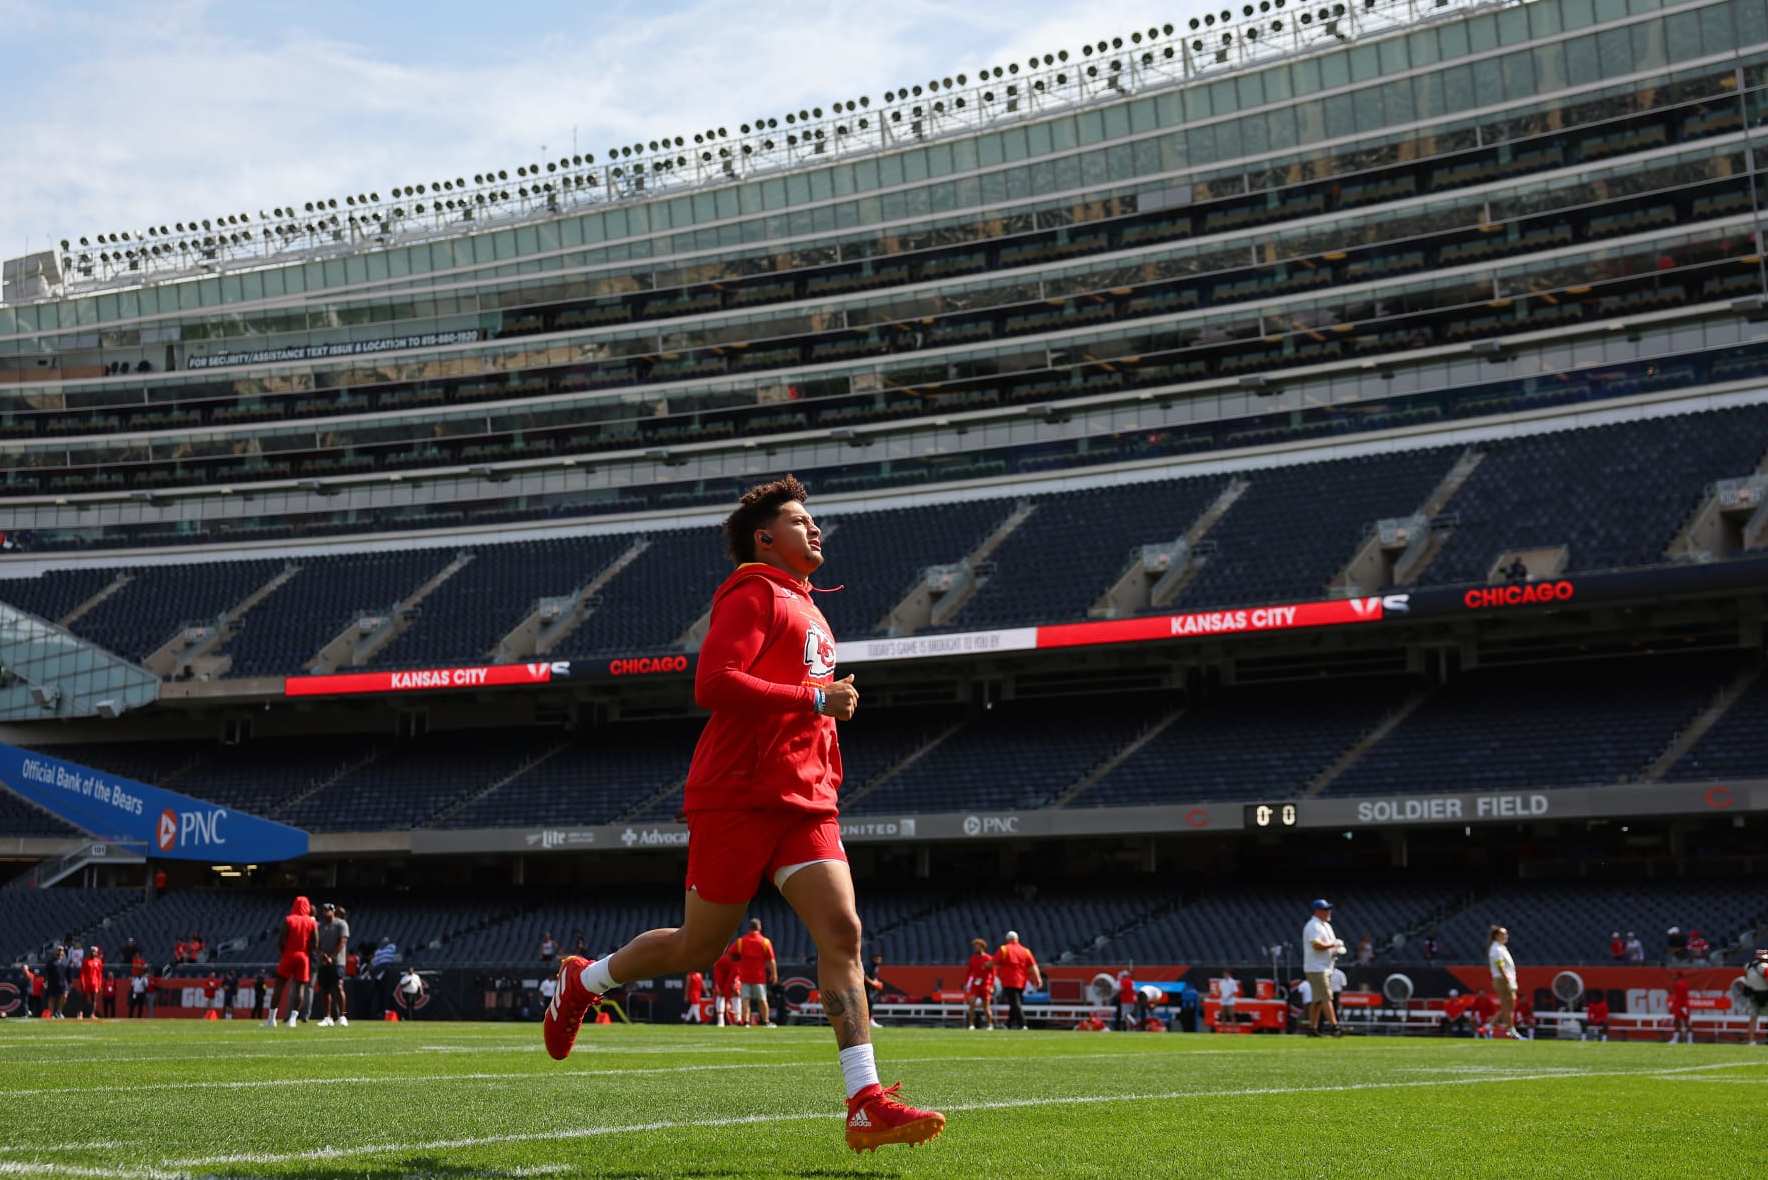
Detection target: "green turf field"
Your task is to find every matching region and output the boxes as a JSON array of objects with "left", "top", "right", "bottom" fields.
[{"left": 0, "top": 1019, "right": 1762, "bottom": 1178}]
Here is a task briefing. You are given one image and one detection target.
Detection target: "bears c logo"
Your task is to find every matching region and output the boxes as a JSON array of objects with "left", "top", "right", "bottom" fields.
[
  {"left": 156, "top": 809, "right": 178, "bottom": 852},
  {"left": 802, "top": 623, "right": 837, "bottom": 677}
]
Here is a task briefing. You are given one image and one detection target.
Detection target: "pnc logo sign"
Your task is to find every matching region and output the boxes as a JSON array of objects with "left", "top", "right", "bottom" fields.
[{"left": 156, "top": 806, "right": 230, "bottom": 853}]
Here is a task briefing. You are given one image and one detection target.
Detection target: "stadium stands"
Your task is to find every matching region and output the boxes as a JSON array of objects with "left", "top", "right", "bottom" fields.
[
  {"left": 223, "top": 550, "right": 458, "bottom": 677},
  {"left": 1, "top": 404, "right": 1766, "bottom": 680},
  {"left": 1068, "top": 682, "right": 1412, "bottom": 807},
  {"left": 1327, "top": 655, "right": 1740, "bottom": 796},
  {"left": 1670, "top": 670, "right": 1768, "bottom": 781},
  {"left": 1427, "top": 407, "right": 1768, "bottom": 583},
  {"left": 1421, "top": 882, "right": 1766, "bottom": 967},
  {"left": 848, "top": 698, "right": 1174, "bottom": 815}
]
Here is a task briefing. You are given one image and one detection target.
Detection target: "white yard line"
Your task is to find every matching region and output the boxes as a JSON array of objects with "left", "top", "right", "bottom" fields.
[
  {"left": 165, "top": 1059, "right": 1768, "bottom": 1170},
  {"left": 0, "top": 1049, "right": 1186, "bottom": 1098}
]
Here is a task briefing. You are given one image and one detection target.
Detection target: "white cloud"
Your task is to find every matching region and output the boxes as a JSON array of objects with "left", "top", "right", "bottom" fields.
[{"left": 0, "top": 0, "right": 1183, "bottom": 268}]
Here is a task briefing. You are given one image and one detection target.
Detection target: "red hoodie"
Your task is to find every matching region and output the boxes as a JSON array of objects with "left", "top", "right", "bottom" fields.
[
  {"left": 684, "top": 564, "right": 843, "bottom": 814},
  {"left": 280, "top": 896, "right": 317, "bottom": 957}
]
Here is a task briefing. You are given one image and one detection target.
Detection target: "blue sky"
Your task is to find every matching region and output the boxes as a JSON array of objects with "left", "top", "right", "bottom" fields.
[{"left": 0, "top": 0, "right": 1176, "bottom": 266}]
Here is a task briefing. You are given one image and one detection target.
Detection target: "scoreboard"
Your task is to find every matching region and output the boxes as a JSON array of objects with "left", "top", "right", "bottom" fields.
[{"left": 1244, "top": 802, "right": 1298, "bottom": 829}]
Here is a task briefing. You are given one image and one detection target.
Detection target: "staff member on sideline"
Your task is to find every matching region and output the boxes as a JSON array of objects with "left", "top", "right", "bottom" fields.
[
  {"left": 1488, "top": 925, "right": 1524, "bottom": 1041},
  {"left": 1302, "top": 899, "right": 1346, "bottom": 1037},
  {"left": 994, "top": 931, "right": 1041, "bottom": 1030}
]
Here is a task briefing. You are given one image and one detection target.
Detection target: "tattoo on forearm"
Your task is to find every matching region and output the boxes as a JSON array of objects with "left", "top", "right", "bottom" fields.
[{"left": 825, "top": 986, "right": 869, "bottom": 1048}]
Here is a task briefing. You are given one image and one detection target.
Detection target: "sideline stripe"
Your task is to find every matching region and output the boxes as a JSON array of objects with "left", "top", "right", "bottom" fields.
[
  {"left": 0, "top": 1049, "right": 1172, "bottom": 1098},
  {"left": 166, "top": 1059, "right": 1768, "bottom": 1170}
]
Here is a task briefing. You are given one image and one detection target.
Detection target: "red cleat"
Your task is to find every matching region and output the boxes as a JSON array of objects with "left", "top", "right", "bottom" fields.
[
  {"left": 845, "top": 1082, "right": 946, "bottom": 1152},
  {"left": 542, "top": 955, "right": 601, "bottom": 1061}
]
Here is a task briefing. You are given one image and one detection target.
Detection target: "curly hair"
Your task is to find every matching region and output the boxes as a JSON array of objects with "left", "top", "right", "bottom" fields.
[{"left": 722, "top": 474, "right": 809, "bottom": 564}]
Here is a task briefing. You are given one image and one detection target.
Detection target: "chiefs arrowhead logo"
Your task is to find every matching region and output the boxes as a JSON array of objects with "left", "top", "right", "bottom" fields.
[
  {"left": 802, "top": 623, "right": 837, "bottom": 677},
  {"left": 156, "top": 809, "right": 177, "bottom": 852}
]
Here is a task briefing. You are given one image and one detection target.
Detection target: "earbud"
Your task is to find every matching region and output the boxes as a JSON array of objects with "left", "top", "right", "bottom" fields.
[{"left": 759, "top": 532, "right": 773, "bottom": 545}]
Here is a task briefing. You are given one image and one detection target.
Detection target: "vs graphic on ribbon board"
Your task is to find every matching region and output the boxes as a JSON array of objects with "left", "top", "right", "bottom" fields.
[{"left": 0, "top": 742, "right": 309, "bottom": 862}]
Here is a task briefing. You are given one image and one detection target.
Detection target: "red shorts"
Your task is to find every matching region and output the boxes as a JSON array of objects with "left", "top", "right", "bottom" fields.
[
  {"left": 967, "top": 985, "right": 993, "bottom": 1002},
  {"left": 277, "top": 952, "right": 310, "bottom": 983},
  {"left": 685, "top": 808, "right": 846, "bottom": 905}
]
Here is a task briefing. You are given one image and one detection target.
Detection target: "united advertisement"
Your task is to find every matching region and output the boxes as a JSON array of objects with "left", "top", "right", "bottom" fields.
[{"left": 0, "top": 742, "right": 309, "bottom": 862}]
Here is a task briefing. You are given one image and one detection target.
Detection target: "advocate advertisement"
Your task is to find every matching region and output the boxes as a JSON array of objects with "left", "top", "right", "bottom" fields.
[{"left": 0, "top": 742, "right": 309, "bottom": 862}]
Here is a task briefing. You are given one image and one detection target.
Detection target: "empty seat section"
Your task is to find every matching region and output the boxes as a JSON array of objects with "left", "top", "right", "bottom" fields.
[
  {"left": 1121, "top": 885, "right": 1459, "bottom": 964},
  {"left": 949, "top": 478, "right": 1227, "bottom": 631},
  {"left": 1428, "top": 406, "right": 1768, "bottom": 584},
  {"left": 815, "top": 499, "right": 1010, "bottom": 638},
  {"left": 849, "top": 698, "right": 1171, "bottom": 815},
  {"left": 563, "top": 529, "right": 730, "bottom": 658},
  {"left": 71, "top": 558, "right": 285, "bottom": 662},
  {"left": 1330, "top": 655, "right": 1736, "bottom": 796},
  {"left": 1423, "top": 882, "right": 1765, "bottom": 965},
  {"left": 442, "top": 719, "right": 699, "bottom": 829},
  {"left": 277, "top": 730, "right": 539, "bottom": 831},
  {"left": 1671, "top": 670, "right": 1768, "bottom": 780},
  {"left": 0, "top": 567, "right": 120, "bottom": 626},
  {"left": 1176, "top": 449, "right": 1455, "bottom": 610},
  {"left": 224, "top": 549, "right": 457, "bottom": 677},
  {"left": 1071, "top": 682, "right": 1409, "bottom": 807},
  {"left": 371, "top": 534, "right": 634, "bottom": 669}
]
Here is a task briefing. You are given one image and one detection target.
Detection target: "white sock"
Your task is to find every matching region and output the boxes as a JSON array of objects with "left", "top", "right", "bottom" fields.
[
  {"left": 579, "top": 958, "right": 618, "bottom": 996},
  {"left": 839, "top": 1043, "right": 880, "bottom": 1100}
]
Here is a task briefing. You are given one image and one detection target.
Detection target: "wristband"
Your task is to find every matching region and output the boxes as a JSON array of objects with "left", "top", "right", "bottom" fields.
[{"left": 813, "top": 687, "right": 827, "bottom": 715}]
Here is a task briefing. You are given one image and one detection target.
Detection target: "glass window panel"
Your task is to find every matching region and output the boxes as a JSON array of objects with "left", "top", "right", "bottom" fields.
[
  {"left": 1501, "top": 50, "right": 1536, "bottom": 100},
  {"left": 1565, "top": 33, "right": 1603, "bottom": 84},
  {"left": 926, "top": 142, "right": 954, "bottom": 176},
  {"left": 737, "top": 182, "right": 762, "bottom": 214},
  {"left": 1075, "top": 109, "right": 1106, "bottom": 144},
  {"left": 1533, "top": 42, "right": 1568, "bottom": 91},
  {"left": 1595, "top": 0, "right": 1629, "bottom": 20},
  {"left": 1320, "top": 50, "right": 1351, "bottom": 90},
  {"left": 1412, "top": 70, "right": 1445, "bottom": 119},
  {"left": 1407, "top": 29, "right": 1440, "bottom": 67},
  {"left": 1701, "top": 1, "right": 1735, "bottom": 53},
  {"left": 1559, "top": 0, "right": 1597, "bottom": 30},
  {"left": 878, "top": 152, "right": 904, "bottom": 186},
  {"left": 951, "top": 136, "right": 980, "bottom": 169},
  {"left": 1349, "top": 45, "right": 1381, "bottom": 83},
  {"left": 1529, "top": 0, "right": 1564, "bottom": 35},
  {"left": 1238, "top": 111, "right": 1270, "bottom": 156},
  {"left": 1471, "top": 57, "right": 1504, "bottom": 104},
  {"left": 809, "top": 168, "right": 833, "bottom": 201},
  {"left": 1438, "top": 18, "right": 1470, "bottom": 57},
  {"left": 1290, "top": 57, "right": 1321, "bottom": 96},
  {"left": 1666, "top": 11, "right": 1702, "bottom": 59},
  {"left": 1738, "top": 0, "right": 1768, "bottom": 45},
  {"left": 1183, "top": 85, "right": 1212, "bottom": 119},
  {"left": 1498, "top": 5, "right": 1531, "bottom": 44},
  {"left": 784, "top": 174, "right": 811, "bottom": 204},
  {"left": 902, "top": 149, "right": 929, "bottom": 181},
  {"left": 1236, "top": 73, "right": 1264, "bottom": 110},
  {"left": 1467, "top": 13, "right": 1499, "bottom": 51},
  {"left": 1159, "top": 130, "right": 1187, "bottom": 169},
  {"left": 1324, "top": 93, "right": 1355, "bottom": 139},
  {"left": 1597, "top": 27, "right": 1634, "bottom": 75},
  {"left": 1208, "top": 80, "right": 1237, "bottom": 117},
  {"left": 1102, "top": 102, "right": 1131, "bottom": 139},
  {"left": 1295, "top": 99, "right": 1326, "bottom": 145},
  {"left": 831, "top": 164, "right": 855, "bottom": 197},
  {"left": 1384, "top": 78, "right": 1416, "bottom": 126},
  {"left": 1000, "top": 127, "right": 1029, "bottom": 163},
  {"left": 1379, "top": 37, "right": 1409, "bottom": 75},
  {"left": 1266, "top": 106, "right": 1297, "bottom": 151}
]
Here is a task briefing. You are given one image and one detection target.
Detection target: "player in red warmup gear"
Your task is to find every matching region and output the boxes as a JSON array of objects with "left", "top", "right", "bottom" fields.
[
  {"left": 964, "top": 938, "right": 996, "bottom": 1030},
  {"left": 712, "top": 948, "right": 739, "bottom": 1027},
  {"left": 543, "top": 475, "right": 944, "bottom": 1153},
  {"left": 268, "top": 896, "right": 318, "bottom": 1028}
]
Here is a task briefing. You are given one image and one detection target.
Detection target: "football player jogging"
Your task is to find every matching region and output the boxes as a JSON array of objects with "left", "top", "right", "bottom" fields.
[
  {"left": 964, "top": 938, "right": 996, "bottom": 1030},
  {"left": 543, "top": 476, "right": 946, "bottom": 1152},
  {"left": 267, "top": 896, "right": 318, "bottom": 1028}
]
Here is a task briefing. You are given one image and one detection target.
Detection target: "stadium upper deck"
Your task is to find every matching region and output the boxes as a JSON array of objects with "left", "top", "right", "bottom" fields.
[{"left": 2, "top": 0, "right": 1766, "bottom": 549}]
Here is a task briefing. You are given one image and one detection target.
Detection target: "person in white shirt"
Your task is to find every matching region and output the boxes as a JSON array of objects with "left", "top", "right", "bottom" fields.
[
  {"left": 1737, "top": 949, "right": 1768, "bottom": 1046},
  {"left": 1301, "top": 898, "right": 1347, "bottom": 1037},
  {"left": 1488, "top": 925, "right": 1523, "bottom": 1041},
  {"left": 1216, "top": 969, "right": 1240, "bottom": 1029}
]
